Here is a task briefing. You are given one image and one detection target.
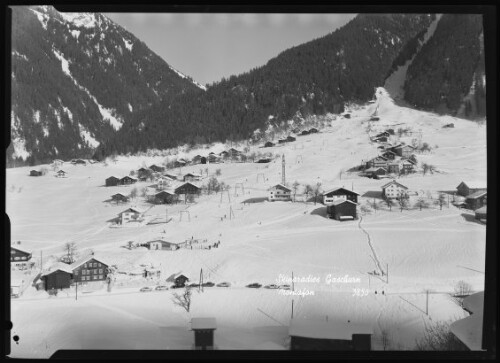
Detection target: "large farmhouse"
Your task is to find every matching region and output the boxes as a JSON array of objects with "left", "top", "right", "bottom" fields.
[
  {"left": 117, "top": 207, "right": 144, "bottom": 224},
  {"left": 175, "top": 182, "right": 201, "bottom": 196},
  {"left": 268, "top": 184, "right": 292, "bottom": 201},
  {"left": 381, "top": 180, "right": 409, "bottom": 199},
  {"left": 323, "top": 187, "right": 359, "bottom": 205},
  {"left": 71, "top": 256, "right": 109, "bottom": 283},
  {"left": 391, "top": 144, "right": 416, "bottom": 158},
  {"left": 288, "top": 319, "right": 372, "bottom": 351}
]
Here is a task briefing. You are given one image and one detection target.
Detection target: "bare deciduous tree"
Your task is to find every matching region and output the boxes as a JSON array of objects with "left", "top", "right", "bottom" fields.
[
  {"left": 292, "top": 181, "right": 300, "bottom": 202},
  {"left": 63, "top": 242, "right": 78, "bottom": 263},
  {"left": 172, "top": 286, "right": 192, "bottom": 313}
]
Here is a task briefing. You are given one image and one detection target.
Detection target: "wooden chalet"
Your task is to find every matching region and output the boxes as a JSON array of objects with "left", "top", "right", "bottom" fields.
[
  {"left": 137, "top": 167, "right": 151, "bottom": 180},
  {"left": 365, "top": 156, "right": 388, "bottom": 169},
  {"left": 386, "top": 162, "right": 400, "bottom": 174},
  {"left": 380, "top": 150, "right": 396, "bottom": 160},
  {"left": 309, "top": 128, "right": 319, "bottom": 133},
  {"left": 465, "top": 191, "right": 487, "bottom": 210},
  {"left": 71, "top": 256, "right": 109, "bottom": 283},
  {"left": 175, "top": 182, "right": 201, "bottom": 195},
  {"left": 41, "top": 263, "right": 73, "bottom": 291},
  {"left": 105, "top": 176, "right": 120, "bottom": 186},
  {"left": 110, "top": 193, "right": 129, "bottom": 203},
  {"left": 207, "top": 154, "right": 220, "bottom": 163},
  {"left": 401, "top": 160, "right": 416, "bottom": 173},
  {"left": 381, "top": 180, "right": 409, "bottom": 199},
  {"left": 286, "top": 135, "right": 296, "bottom": 142},
  {"left": 144, "top": 239, "right": 182, "bottom": 251},
  {"left": 149, "top": 164, "right": 165, "bottom": 173},
  {"left": 323, "top": 187, "right": 359, "bottom": 205},
  {"left": 120, "top": 176, "right": 137, "bottom": 185},
  {"left": 151, "top": 190, "right": 177, "bottom": 204},
  {"left": 456, "top": 181, "right": 486, "bottom": 197},
  {"left": 264, "top": 141, "right": 275, "bottom": 148},
  {"left": 326, "top": 199, "right": 358, "bottom": 221},
  {"left": 167, "top": 273, "right": 190, "bottom": 287},
  {"left": 191, "top": 318, "right": 217, "bottom": 350},
  {"left": 365, "top": 167, "right": 387, "bottom": 178},
  {"left": 11, "top": 246, "right": 32, "bottom": 263},
  {"left": 268, "top": 184, "right": 292, "bottom": 201},
  {"left": 288, "top": 319, "right": 372, "bottom": 351},
  {"left": 183, "top": 173, "right": 203, "bottom": 182},
  {"left": 391, "top": 144, "right": 415, "bottom": 158},
  {"left": 29, "top": 170, "right": 42, "bottom": 176}
]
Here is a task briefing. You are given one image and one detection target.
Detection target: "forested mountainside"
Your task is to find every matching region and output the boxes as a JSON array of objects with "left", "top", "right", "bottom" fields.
[
  {"left": 9, "top": 5, "right": 204, "bottom": 166},
  {"left": 403, "top": 14, "right": 485, "bottom": 118},
  {"left": 94, "top": 14, "right": 436, "bottom": 158}
]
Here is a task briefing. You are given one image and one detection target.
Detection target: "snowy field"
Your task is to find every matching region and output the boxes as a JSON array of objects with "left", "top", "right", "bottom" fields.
[{"left": 7, "top": 88, "right": 486, "bottom": 356}]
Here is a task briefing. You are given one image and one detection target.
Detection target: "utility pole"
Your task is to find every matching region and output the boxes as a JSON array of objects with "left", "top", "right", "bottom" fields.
[
  {"left": 291, "top": 299, "right": 294, "bottom": 319},
  {"left": 199, "top": 268, "right": 203, "bottom": 293},
  {"left": 75, "top": 279, "right": 78, "bottom": 301}
]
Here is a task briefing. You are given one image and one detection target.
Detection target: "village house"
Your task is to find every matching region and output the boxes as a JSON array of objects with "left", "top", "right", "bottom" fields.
[
  {"left": 227, "top": 148, "right": 241, "bottom": 158},
  {"left": 391, "top": 144, "right": 416, "bottom": 158},
  {"left": 286, "top": 135, "right": 296, "bottom": 142},
  {"left": 381, "top": 180, "right": 409, "bottom": 199},
  {"left": 11, "top": 246, "right": 34, "bottom": 270},
  {"left": 40, "top": 263, "right": 73, "bottom": 291},
  {"left": 144, "top": 239, "right": 182, "bottom": 251},
  {"left": 264, "top": 141, "right": 275, "bottom": 148},
  {"left": 155, "top": 175, "right": 173, "bottom": 189},
  {"left": 137, "top": 167, "right": 151, "bottom": 180},
  {"left": 380, "top": 150, "right": 397, "bottom": 160},
  {"left": 120, "top": 176, "right": 137, "bottom": 185},
  {"left": 386, "top": 162, "right": 400, "bottom": 174},
  {"left": 207, "top": 154, "right": 220, "bottom": 163},
  {"left": 105, "top": 176, "right": 120, "bottom": 187},
  {"left": 288, "top": 319, "right": 372, "bottom": 351},
  {"left": 150, "top": 190, "right": 177, "bottom": 204},
  {"left": 183, "top": 173, "right": 203, "bottom": 182},
  {"left": 323, "top": 187, "right": 359, "bottom": 205},
  {"left": 71, "top": 256, "right": 109, "bottom": 283},
  {"left": 456, "top": 181, "right": 486, "bottom": 197},
  {"left": 117, "top": 207, "right": 144, "bottom": 225},
  {"left": 167, "top": 273, "right": 190, "bottom": 287},
  {"left": 326, "top": 199, "right": 358, "bottom": 221},
  {"left": 29, "top": 170, "right": 42, "bottom": 176},
  {"left": 465, "top": 190, "right": 487, "bottom": 210},
  {"left": 55, "top": 169, "right": 67, "bottom": 178},
  {"left": 192, "top": 155, "right": 203, "bottom": 164},
  {"left": 191, "top": 317, "right": 217, "bottom": 350},
  {"left": 149, "top": 164, "right": 165, "bottom": 173},
  {"left": 401, "top": 159, "right": 416, "bottom": 173},
  {"left": 110, "top": 193, "right": 129, "bottom": 203},
  {"left": 365, "top": 156, "right": 388, "bottom": 169},
  {"left": 268, "top": 184, "right": 292, "bottom": 202}
]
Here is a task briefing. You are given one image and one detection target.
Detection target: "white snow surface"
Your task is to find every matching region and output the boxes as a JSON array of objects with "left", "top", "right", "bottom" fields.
[
  {"left": 123, "top": 38, "right": 133, "bottom": 51},
  {"left": 8, "top": 88, "right": 486, "bottom": 356},
  {"left": 78, "top": 124, "right": 100, "bottom": 148},
  {"left": 58, "top": 12, "right": 96, "bottom": 28}
]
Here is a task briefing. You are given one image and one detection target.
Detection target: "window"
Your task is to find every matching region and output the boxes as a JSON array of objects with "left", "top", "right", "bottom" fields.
[
  {"left": 99, "top": 275, "right": 103, "bottom": 279},
  {"left": 83, "top": 263, "right": 87, "bottom": 268},
  {"left": 98, "top": 263, "right": 101, "bottom": 267},
  {"left": 99, "top": 269, "right": 103, "bottom": 274},
  {"left": 83, "top": 270, "right": 87, "bottom": 275},
  {"left": 15, "top": 257, "right": 20, "bottom": 261},
  {"left": 74, "top": 270, "right": 78, "bottom": 275},
  {"left": 93, "top": 276, "right": 97, "bottom": 280}
]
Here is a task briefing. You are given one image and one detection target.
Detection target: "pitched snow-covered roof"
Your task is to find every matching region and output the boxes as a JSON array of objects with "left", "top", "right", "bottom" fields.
[
  {"left": 463, "top": 291, "right": 484, "bottom": 314},
  {"left": 118, "top": 207, "right": 144, "bottom": 215},
  {"left": 331, "top": 199, "right": 358, "bottom": 206},
  {"left": 268, "top": 184, "right": 292, "bottom": 192},
  {"left": 70, "top": 255, "right": 109, "bottom": 270},
  {"left": 288, "top": 319, "right": 372, "bottom": 340},
  {"left": 466, "top": 190, "right": 487, "bottom": 199},
  {"left": 323, "top": 187, "right": 360, "bottom": 196},
  {"left": 365, "top": 167, "right": 387, "bottom": 172},
  {"left": 191, "top": 317, "right": 217, "bottom": 330},
  {"left": 475, "top": 206, "right": 487, "bottom": 215},
  {"left": 450, "top": 291, "right": 484, "bottom": 351},
  {"left": 41, "top": 262, "right": 73, "bottom": 276},
  {"left": 456, "top": 181, "right": 487, "bottom": 190},
  {"left": 11, "top": 245, "right": 32, "bottom": 255},
  {"left": 381, "top": 180, "right": 408, "bottom": 190},
  {"left": 175, "top": 182, "right": 201, "bottom": 190}
]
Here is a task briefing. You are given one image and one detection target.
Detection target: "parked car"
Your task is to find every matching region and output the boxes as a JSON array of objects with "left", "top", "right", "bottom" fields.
[
  {"left": 216, "top": 282, "right": 231, "bottom": 287},
  {"left": 202, "top": 282, "right": 215, "bottom": 287},
  {"left": 279, "top": 284, "right": 291, "bottom": 290},
  {"left": 187, "top": 283, "right": 200, "bottom": 288},
  {"left": 155, "top": 285, "right": 169, "bottom": 291},
  {"left": 246, "top": 283, "right": 262, "bottom": 288},
  {"left": 264, "top": 284, "right": 279, "bottom": 289},
  {"left": 140, "top": 287, "right": 152, "bottom": 292}
]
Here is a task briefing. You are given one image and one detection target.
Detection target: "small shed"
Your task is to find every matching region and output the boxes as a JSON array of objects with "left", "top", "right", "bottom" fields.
[
  {"left": 183, "top": 173, "right": 202, "bottom": 182},
  {"left": 200, "top": 157, "right": 207, "bottom": 164},
  {"left": 256, "top": 158, "right": 272, "bottom": 163},
  {"left": 168, "top": 273, "right": 189, "bottom": 287},
  {"left": 286, "top": 136, "right": 296, "bottom": 142},
  {"left": 105, "top": 176, "right": 120, "bottom": 187},
  {"left": 145, "top": 239, "right": 181, "bottom": 251},
  {"left": 309, "top": 128, "right": 319, "bottom": 133},
  {"left": 73, "top": 159, "right": 87, "bottom": 165},
  {"left": 278, "top": 139, "right": 288, "bottom": 144},
  {"left": 110, "top": 193, "right": 129, "bottom": 203},
  {"left": 326, "top": 199, "right": 357, "bottom": 221},
  {"left": 191, "top": 318, "right": 217, "bottom": 350},
  {"left": 41, "top": 263, "right": 73, "bottom": 291},
  {"left": 120, "top": 176, "right": 137, "bottom": 185},
  {"left": 29, "top": 170, "right": 42, "bottom": 176},
  {"left": 300, "top": 130, "right": 310, "bottom": 136},
  {"left": 55, "top": 170, "right": 67, "bottom": 177}
]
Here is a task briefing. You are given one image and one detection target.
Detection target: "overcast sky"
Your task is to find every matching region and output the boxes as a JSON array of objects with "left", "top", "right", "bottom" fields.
[{"left": 103, "top": 13, "right": 357, "bottom": 86}]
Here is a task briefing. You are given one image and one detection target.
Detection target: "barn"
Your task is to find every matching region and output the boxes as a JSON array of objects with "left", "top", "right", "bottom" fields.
[
  {"left": 288, "top": 319, "right": 372, "bottom": 350},
  {"left": 144, "top": 239, "right": 181, "bottom": 251},
  {"left": 391, "top": 144, "right": 415, "bottom": 158},
  {"left": 71, "top": 256, "right": 109, "bottom": 283},
  {"left": 381, "top": 180, "right": 409, "bottom": 199},
  {"left": 456, "top": 181, "right": 486, "bottom": 197},
  {"left": 323, "top": 187, "right": 359, "bottom": 205},
  {"left": 29, "top": 170, "right": 42, "bottom": 176},
  {"left": 175, "top": 182, "right": 201, "bottom": 196},
  {"left": 110, "top": 193, "right": 129, "bottom": 203},
  {"left": 120, "top": 176, "right": 137, "bottom": 185},
  {"left": 326, "top": 199, "right": 357, "bottom": 220},
  {"left": 191, "top": 318, "right": 217, "bottom": 350},
  {"left": 365, "top": 167, "right": 387, "bottom": 178},
  {"left": 41, "top": 263, "right": 73, "bottom": 291},
  {"left": 465, "top": 191, "right": 487, "bottom": 210},
  {"left": 268, "top": 184, "right": 292, "bottom": 201},
  {"left": 105, "top": 176, "right": 120, "bottom": 186}
]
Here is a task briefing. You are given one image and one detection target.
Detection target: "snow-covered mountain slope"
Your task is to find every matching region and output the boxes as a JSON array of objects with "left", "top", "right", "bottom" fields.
[
  {"left": 8, "top": 88, "right": 486, "bottom": 356},
  {"left": 9, "top": 6, "right": 204, "bottom": 166}
]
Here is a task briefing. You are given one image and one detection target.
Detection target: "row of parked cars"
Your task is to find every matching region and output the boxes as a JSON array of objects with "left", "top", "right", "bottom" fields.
[{"left": 140, "top": 282, "right": 292, "bottom": 292}]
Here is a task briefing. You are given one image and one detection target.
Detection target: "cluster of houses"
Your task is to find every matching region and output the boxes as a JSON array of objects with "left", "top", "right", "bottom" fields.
[
  {"left": 29, "top": 169, "right": 68, "bottom": 177},
  {"left": 362, "top": 141, "right": 417, "bottom": 178},
  {"left": 178, "top": 148, "right": 244, "bottom": 166},
  {"left": 262, "top": 128, "right": 319, "bottom": 148}
]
